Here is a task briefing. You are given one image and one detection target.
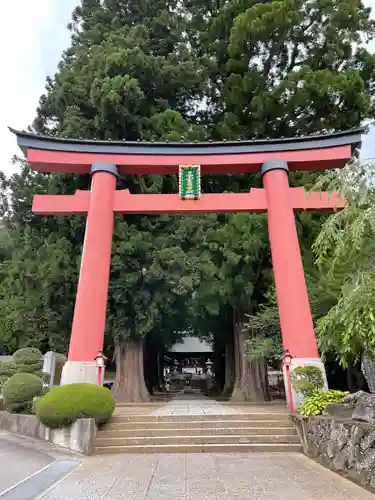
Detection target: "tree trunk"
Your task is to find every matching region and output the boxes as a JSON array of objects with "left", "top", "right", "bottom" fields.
[
  {"left": 230, "top": 324, "right": 271, "bottom": 402},
  {"left": 112, "top": 339, "right": 150, "bottom": 402}
]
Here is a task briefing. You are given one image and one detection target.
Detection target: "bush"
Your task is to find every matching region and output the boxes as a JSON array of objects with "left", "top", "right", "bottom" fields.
[
  {"left": 300, "top": 389, "right": 349, "bottom": 416},
  {"left": 13, "top": 348, "right": 43, "bottom": 375},
  {"left": 290, "top": 365, "right": 324, "bottom": 397},
  {"left": 13, "top": 348, "right": 42, "bottom": 365},
  {"left": 0, "top": 376, "right": 8, "bottom": 390},
  {"left": 2, "top": 373, "right": 44, "bottom": 413},
  {"left": 0, "top": 361, "right": 17, "bottom": 390},
  {"left": 0, "top": 361, "right": 17, "bottom": 378},
  {"left": 36, "top": 383, "right": 115, "bottom": 429},
  {"left": 0, "top": 361, "right": 16, "bottom": 393}
]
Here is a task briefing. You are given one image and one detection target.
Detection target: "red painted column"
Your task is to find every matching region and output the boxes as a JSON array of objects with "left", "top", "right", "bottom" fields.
[
  {"left": 68, "top": 162, "right": 118, "bottom": 363},
  {"left": 261, "top": 159, "right": 319, "bottom": 359}
]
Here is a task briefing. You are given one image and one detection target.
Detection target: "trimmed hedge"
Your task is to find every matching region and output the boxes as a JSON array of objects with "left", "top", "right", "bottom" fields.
[
  {"left": 0, "top": 361, "right": 17, "bottom": 378},
  {"left": 13, "top": 348, "right": 43, "bottom": 375},
  {"left": 36, "top": 383, "right": 115, "bottom": 429},
  {"left": 2, "top": 373, "right": 44, "bottom": 413},
  {"left": 13, "top": 348, "right": 42, "bottom": 365},
  {"left": 0, "top": 349, "right": 43, "bottom": 390},
  {"left": 0, "top": 361, "right": 17, "bottom": 390}
]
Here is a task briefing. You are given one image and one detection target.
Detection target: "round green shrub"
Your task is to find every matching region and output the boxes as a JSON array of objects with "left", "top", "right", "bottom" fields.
[
  {"left": 36, "top": 383, "right": 115, "bottom": 429},
  {"left": 13, "top": 348, "right": 43, "bottom": 375},
  {"left": 13, "top": 348, "right": 43, "bottom": 365},
  {"left": 2, "top": 373, "right": 44, "bottom": 413}
]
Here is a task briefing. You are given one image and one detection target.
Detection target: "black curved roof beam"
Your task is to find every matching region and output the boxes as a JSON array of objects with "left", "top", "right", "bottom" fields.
[{"left": 10, "top": 127, "right": 363, "bottom": 175}]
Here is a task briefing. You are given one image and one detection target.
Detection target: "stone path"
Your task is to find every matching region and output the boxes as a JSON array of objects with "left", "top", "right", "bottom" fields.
[
  {"left": 151, "top": 393, "right": 241, "bottom": 416},
  {"left": 37, "top": 452, "right": 375, "bottom": 500}
]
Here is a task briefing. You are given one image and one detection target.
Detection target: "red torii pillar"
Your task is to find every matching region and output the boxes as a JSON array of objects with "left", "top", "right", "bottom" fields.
[
  {"left": 262, "top": 159, "right": 319, "bottom": 359},
  {"left": 61, "top": 162, "right": 119, "bottom": 385},
  {"left": 262, "top": 159, "right": 327, "bottom": 407}
]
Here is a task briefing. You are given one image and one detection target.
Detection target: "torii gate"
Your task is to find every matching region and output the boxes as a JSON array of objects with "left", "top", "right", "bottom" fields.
[{"left": 11, "top": 128, "right": 362, "bottom": 403}]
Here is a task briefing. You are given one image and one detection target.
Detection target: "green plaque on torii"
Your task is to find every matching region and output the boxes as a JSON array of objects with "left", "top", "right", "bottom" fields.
[{"left": 179, "top": 165, "right": 201, "bottom": 200}]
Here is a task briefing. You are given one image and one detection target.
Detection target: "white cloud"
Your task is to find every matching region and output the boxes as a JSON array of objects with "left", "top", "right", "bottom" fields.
[{"left": 0, "top": 0, "right": 374, "bottom": 177}]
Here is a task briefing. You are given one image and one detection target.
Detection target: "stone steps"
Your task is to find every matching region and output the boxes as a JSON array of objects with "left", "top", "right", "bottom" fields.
[
  {"left": 104, "top": 418, "right": 289, "bottom": 430},
  {"left": 95, "top": 411, "right": 301, "bottom": 455},
  {"left": 96, "top": 434, "right": 301, "bottom": 447},
  {"left": 95, "top": 443, "right": 302, "bottom": 454},
  {"left": 98, "top": 426, "right": 296, "bottom": 438},
  {"left": 109, "top": 413, "right": 289, "bottom": 423}
]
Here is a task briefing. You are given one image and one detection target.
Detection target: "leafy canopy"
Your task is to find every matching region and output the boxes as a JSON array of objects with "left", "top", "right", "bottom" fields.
[{"left": 312, "top": 162, "right": 375, "bottom": 366}]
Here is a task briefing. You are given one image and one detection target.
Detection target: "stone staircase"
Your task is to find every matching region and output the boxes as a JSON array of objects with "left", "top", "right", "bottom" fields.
[{"left": 94, "top": 412, "right": 302, "bottom": 454}]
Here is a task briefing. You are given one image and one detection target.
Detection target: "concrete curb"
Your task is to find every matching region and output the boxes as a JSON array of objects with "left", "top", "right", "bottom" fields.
[{"left": 0, "top": 412, "right": 96, "bottom": 455}]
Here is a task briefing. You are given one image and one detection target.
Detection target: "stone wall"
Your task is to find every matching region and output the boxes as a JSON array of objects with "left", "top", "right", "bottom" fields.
[
  {"left": 292, "top": 414, "right": 375, "bottom": 491},
  {"left": 0, "top": 411, "right": 96, "bottom": 455}
]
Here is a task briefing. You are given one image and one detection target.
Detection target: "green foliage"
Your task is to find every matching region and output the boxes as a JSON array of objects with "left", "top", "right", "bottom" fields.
[
  {"left": 242, "top": 297, "right": 283, "bottom": 363},
  {"left": 0, "top": 349, "right": 44, "bottom": 391},
  {"left": 0, "top": 361, "right": 16, "bottom": 378},
  {"left": 245, "top": 336, "right": 283, "bottom": 362},
  {"left": 13, "top": 348, "right": 43, "bottom": 365},
  {"left": 0, "top": 224, "right": 78, "bottom": 354},
  {"left": 312, "top": 162, "right": 375, "bottom": 366},
  {"left": 0, "top": 361, "right": 16, "bottom": 390},
  {"left": 2, "top": 373, "right": 44, "bottom": 413},
  {"left": 290, "top": 365, "right": 325, "bottom": 396},
  {"left": 300, "top": 389, "right": 349, "bottom": 416},
  {"left": 36, "top": 383, "right": 115, "bottom": 429}
]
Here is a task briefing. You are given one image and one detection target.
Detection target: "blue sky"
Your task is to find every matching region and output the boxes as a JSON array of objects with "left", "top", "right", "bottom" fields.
[{"left": 1, "top": 0, "right": 374, "bottom": 176}]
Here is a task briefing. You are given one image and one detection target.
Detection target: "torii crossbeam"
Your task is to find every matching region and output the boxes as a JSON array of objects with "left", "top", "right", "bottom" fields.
[
  {"left": 11, "top": 127, "right": 361, "bottom": 402},
  {"left": 32, "top": 187, "right": 343, "bottom": 215}
]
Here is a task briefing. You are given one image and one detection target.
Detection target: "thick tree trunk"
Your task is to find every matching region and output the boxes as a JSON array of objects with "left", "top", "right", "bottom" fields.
[
  {"left": 230, "top": 324, "right": 271, "bottom": 402},
  {"left": 112, "top": 339, "right": 150, "bottom": 402}
]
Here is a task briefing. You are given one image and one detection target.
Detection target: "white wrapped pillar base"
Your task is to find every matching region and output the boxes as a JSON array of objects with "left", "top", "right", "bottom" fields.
[{"left": 60, "top": 361, "right": 103, "bottom": 385}]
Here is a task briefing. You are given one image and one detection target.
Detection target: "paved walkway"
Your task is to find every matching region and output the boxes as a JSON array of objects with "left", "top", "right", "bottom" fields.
[
  {"left": 151, "top": 393, "right": 241, "bottom": 416},
  {"left": 37, "top": 452, "right": 374, "bottom": 500},
  {"left": 0, "top": 431, "right": 78, "bottom": 500},
  {"left": 0, "top": 431, "right": 53, "bottom": 495}
]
